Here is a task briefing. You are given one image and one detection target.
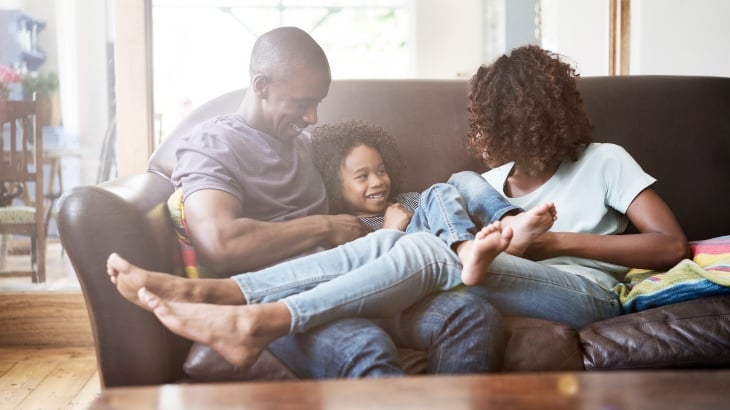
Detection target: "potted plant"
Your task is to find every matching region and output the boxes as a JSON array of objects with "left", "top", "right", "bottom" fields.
[{"left": 22, "top": 71, "right": 60, "bottom": 126}]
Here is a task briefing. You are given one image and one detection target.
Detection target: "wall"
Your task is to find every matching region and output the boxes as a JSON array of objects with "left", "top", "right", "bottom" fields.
[
  {"left": 631, "top": 0, "right": 730, "bottom": 76},
  {"left": 539, "top": 0, "right": 730, "bottom": 77},
  {"left": 411, "top": 0, "right": 484, "bottom": 78},
  {"left": 540, "top": 0, "right": 610, "bottom": 75}
]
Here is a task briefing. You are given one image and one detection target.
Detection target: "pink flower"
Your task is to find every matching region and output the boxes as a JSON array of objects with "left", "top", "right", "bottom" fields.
[
  {"left": 0, "top": 64, "right": 22, "bottom": 84},
  {"left": 0, "top": 64, "right": 21, "bottom": 99}
]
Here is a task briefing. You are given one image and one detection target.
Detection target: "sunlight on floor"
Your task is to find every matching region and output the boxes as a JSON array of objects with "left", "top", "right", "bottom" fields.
[{"left": 0, "top": 236, "right": 80, "bottom": 291}]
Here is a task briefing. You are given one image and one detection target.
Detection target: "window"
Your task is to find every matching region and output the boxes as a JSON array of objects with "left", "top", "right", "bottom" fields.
[{"left": 152, "top": 0, "right": 409, "bottom": 138}]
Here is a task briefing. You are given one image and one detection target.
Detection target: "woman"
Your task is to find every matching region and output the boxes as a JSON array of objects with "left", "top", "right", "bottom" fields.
[{"left": 460, "top": 44, "right": 690, "bottom": 325}]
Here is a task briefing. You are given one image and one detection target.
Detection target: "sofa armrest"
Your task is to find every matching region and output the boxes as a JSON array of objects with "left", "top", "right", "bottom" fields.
[
  {"left": 57, "top": 173, "right": 191, "bottom": 387},
  {"left": 580, "top": 295, "right": 730, "bottom": 370}
]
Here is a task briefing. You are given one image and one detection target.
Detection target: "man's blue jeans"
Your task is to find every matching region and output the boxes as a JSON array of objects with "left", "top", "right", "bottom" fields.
[
  {"left": 267, "top": 318, "right": 404, "bottom": 378},
  {"left": 377, "top": 289, "right": 503, "bottom": 373},
  {"left": 268, "top": 289, "right": 503, "bottom": 378}
]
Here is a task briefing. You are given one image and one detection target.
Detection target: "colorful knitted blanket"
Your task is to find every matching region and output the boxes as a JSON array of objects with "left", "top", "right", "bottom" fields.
[
  {"left": 615, "top": 235, "right": 730, "bottom": 313},
  {"left": 167, "top": 188, "right": 208, "bottom": 279}
]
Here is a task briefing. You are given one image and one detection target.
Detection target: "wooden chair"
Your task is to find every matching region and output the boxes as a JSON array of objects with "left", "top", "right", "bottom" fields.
[{"left": 0, "top": 99, "right": 46, "bottom": 283}]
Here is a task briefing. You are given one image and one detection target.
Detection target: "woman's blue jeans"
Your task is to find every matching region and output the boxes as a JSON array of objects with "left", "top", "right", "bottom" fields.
[{"left": 236, "top": 228, "right": 620, "bottom": 332}]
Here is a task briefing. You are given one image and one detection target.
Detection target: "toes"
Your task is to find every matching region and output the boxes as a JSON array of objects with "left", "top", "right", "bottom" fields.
[
  {"left": 138, "top": 287, "right": 159, "bottom": 309},
  {"left": 502, "top": 226, "right": 514, "bottom": 240},
  {"left": 108, "top": 252, "right": 132, "bottom": 272}
]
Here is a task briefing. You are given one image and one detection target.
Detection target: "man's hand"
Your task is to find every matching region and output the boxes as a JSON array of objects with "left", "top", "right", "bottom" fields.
[
  {"left": 324, "top": 214, "right": 370, "bottom": 247},
  {"left": 184, "top": 190, "right": 370, "bottom": 274},
  {"left": 383, "top": 203, "right": 412, "bottom": 231}
]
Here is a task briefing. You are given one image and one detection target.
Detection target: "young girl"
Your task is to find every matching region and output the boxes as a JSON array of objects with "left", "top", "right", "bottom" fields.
[{"left": 311, "top": 120, "right": 557, "bottom": 284}]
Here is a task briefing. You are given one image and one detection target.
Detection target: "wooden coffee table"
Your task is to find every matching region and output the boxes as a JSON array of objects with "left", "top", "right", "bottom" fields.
[{"left": 90, "top": 369, "right": 729, "bottom": 409}]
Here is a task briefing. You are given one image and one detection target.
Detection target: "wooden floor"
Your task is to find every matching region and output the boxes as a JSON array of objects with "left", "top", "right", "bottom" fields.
[
  {"left": 0, "top": 347, "right": 100, "bottom": 410},
  {"left": 1, "top": 236, "right": 101, "bottom": 410}
]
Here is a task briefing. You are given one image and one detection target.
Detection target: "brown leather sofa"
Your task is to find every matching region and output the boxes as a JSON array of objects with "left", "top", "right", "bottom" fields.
[{"left": 58, "top": 76, "right": 730, "bottom": 388}]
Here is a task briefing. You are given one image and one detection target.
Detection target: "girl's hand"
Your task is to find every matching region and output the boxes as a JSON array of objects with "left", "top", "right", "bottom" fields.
[{"left": 383, "top": 202, "right": 412, "bottom": 231}]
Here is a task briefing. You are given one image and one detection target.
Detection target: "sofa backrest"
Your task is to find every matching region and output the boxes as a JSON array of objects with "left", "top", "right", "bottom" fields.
[
  {"left": 150, "top": 76, "right": 730, "bottom": 242},
  {"left": 148, "top": 80, "right": 484, "bottom": 191},
  {"left": 578, "top": 76, "right": 729, "bottom": 241}
]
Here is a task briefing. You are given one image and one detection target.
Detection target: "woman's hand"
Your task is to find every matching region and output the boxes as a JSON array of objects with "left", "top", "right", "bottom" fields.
[
  {"left": 383, "top": 202, "right": 413, "bottom": 231},
  {"left": 522, "top": 188, "right": 690, "bottom": 271}
]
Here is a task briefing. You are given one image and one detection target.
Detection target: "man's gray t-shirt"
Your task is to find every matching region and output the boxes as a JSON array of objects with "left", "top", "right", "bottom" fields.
[{"left": 171, "top": 113, "right": 328, "bottom": 221}]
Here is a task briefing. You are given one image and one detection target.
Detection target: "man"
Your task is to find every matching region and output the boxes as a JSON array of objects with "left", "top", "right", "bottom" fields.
[{"left": 146, "top": 27, "right": 501, "bottom": 378}]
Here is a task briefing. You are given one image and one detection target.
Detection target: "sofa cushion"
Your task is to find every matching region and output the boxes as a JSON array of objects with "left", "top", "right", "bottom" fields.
[
  {"left": 580, "top": 295, "right": 730, "bottom": 369},
  {"left": 183, "top": 343, "right": 298, "bottom": 381},
  {"left": 502, "top": 317, "right": 584, "bottom": 372}
]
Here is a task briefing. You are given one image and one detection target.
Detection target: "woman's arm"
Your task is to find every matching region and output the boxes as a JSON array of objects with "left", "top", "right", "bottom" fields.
[{"left": 524, "top": 188, "right": 690, "bottom": 271}]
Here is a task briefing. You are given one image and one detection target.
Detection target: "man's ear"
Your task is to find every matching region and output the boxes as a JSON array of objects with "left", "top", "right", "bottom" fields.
[{"left": 251, "top": 73, "right": 269, "bottom": 99}]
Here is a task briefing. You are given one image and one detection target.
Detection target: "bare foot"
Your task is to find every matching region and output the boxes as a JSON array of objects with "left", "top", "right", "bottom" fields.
[
  {"left": 138, "top": 287, "right": 290, "bottom": 368},
  {"left": 458, "top": 222, "right": 513, "bottom": 286},
  {"left": 106, "top": 253, "right": 244, "bottom": 310},
  {"left": 500, "top": 202, "right": 557, "bottom": 256}
]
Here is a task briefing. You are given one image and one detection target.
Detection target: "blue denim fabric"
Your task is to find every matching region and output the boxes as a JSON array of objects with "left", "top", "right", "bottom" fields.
[
  {"left": 235, "top": 169, "right": 620, "bottom": 377},
  {"left": 236, "top": 230, "right": 500, "bottom": 376},
  {"left": 236, "top": 230, "right": 464, "bottom": 333},
  {"left": 434, "top": 171, "right": 621, "bottom": 328},
  {"left": 406, "top": 171, "right": 521, "bottom": 248},
  {"left": 268, "top": 318, "right": 404, "bottom": 379},
  {"left": 377, "top": 289, "right": 504, "bottom": 373},
  {"left": 236, "top": 221, "right": 620, "bottom": 333},
  {"left": 446, "top": 171, "right": 521, "bottom": 225},
  {"left": 268, "top": 290, "right": 504, "bottom": 378},
  {"left": 467, "top": 253, "right": 622, "bottom": 329}
]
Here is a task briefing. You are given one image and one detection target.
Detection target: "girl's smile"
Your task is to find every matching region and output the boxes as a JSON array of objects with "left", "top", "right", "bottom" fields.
[{"left": 339, "top": 144, "right": 392, "bottom": 216}]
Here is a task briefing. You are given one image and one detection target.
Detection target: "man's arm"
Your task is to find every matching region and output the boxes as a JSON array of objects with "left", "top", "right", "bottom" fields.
[{"left": 183, "top": 189, "right": 369, "bottom": 276}]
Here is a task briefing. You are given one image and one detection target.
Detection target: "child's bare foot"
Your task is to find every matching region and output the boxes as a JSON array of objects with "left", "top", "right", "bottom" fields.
[
  {"left": 500, "top": 202, "right": 557, "bottom": 256},
  {"left": 106, "top": 253, "right": 244, "bottom": 310},
  {"left": 138, "top": 287, "right": 290, "bottom": 368},
  {"left": 458, "top": 222, "right": 513, "bottom": 286}
]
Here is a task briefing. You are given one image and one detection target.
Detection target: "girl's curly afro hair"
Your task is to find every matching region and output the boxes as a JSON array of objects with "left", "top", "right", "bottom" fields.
[
  {"left": 312, "top": 120, "right": 404, "bottom": 214},
  {"left": 466, "top": 45, "right": 592, "bottom": 175}
]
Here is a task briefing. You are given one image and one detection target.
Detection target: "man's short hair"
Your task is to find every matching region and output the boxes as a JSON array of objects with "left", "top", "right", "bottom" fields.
[{"left": 249, "top": 26, "right": 330, "bottom": 82}]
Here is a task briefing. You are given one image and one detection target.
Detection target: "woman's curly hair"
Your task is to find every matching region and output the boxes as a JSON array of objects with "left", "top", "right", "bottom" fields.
[
  {"left": 466, "top": 45, "right": 592, "bottom": 175},
  {"left": 312, "top": 120, "right": 404, "bottom": 214}
]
